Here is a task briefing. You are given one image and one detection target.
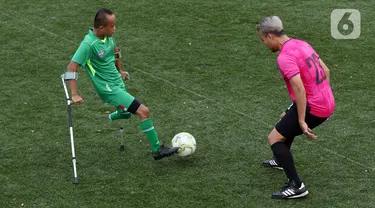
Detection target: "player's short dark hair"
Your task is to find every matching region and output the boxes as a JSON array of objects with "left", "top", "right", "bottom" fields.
[
  {"left": 273, "top": 30, "right": 285, "bottom": 37},
  {"left": 94, "top": 8, "right": 114, "bottom": 28},
  {"left": 259, "top": 30, "right": 285, "bottom": 37}
]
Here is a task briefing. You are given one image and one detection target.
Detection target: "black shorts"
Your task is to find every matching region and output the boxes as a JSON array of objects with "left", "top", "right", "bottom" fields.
[
  {"left": 275, "top": 102, "right": 328, "bottom": 139},
  {"left": 127, "top": 99, "right": 141, "bottom": 114}
]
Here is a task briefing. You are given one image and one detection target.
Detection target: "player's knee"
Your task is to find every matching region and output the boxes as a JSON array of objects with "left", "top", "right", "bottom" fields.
[
  {"left": 268, "top": 129, "right": 285, "bottom": 145},
  {"left": 267, "top": 134, "right": 275, "bottom": 145},
  {"left": 136, "top": 104, "right": 150, "bottom": 120}
]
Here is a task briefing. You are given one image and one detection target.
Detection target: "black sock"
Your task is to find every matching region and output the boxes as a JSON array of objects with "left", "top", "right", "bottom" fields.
[
  {"left": 284, "top": 137, "right": 295, "bottom": 150},
  {"left": 271, "top": 141, "right": 301, "bottom": 187}
]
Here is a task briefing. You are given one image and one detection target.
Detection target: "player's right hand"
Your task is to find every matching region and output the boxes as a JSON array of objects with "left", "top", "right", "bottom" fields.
[
  {"left": 120, "top": 70, "right": 129, "bottom": 80},
  {"left": 299, "top": 121, "right": 317, "bottom": 140},
  {"left": 72, "top": 94, "right": 83, "bottom": 104}
]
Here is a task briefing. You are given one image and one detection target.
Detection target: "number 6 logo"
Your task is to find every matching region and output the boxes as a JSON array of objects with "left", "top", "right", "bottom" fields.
[{"left": 331, "top": 9, "right": 361, "bottom": 39}]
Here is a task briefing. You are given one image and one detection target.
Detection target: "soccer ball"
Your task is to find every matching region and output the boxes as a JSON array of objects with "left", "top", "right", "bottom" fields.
[{"left": 171, "top": 132, "right": 196, "bottom": 157}]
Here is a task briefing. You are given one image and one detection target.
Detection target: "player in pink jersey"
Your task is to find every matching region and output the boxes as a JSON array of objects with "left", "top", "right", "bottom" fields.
[{"left": 256, "top": 16, "right": 335, "bottom": 199}]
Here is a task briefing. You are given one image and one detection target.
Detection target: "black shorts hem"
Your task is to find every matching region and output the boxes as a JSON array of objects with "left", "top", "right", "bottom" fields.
[
  {"left": 275, "top": 103, "right": 328, "bottom": 139},
  {"left": 127, "top": 99, "right": 141, "bottom": 114}
]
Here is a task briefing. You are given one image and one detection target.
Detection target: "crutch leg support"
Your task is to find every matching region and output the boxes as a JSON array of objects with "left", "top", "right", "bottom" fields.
[{"left": 61, "top": 73, "right": 78, "bottom": 184}]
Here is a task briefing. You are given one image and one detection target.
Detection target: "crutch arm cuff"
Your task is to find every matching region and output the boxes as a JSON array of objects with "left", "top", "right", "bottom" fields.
[{"left": 62, "top": 72, "right": 78, "bottom": 80}]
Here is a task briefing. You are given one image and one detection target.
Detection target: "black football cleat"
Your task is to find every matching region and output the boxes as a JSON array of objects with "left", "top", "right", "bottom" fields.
[
  {"left": 153, "top": 145, "right": 180, "bottom": 160},
  {"left": 272, "top": 180, "right": 309, "bottom": 199},
  {"left": 263, "top": 158, "right": 283, "bottom": 170}
]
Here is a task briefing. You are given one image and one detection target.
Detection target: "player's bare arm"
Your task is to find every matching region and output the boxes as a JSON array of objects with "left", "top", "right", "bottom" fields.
[
  {"left": 290, "top": 74, "right": 316, "bottom": 140},
  {"left": 114, "top": 46, "right": 128, "bottom": 80},
  {"left": 67, "top": 61, "right": 83, "bottom": 104},
  {"left": 319, "top": 59, "right": 330, "bottom": 84}
]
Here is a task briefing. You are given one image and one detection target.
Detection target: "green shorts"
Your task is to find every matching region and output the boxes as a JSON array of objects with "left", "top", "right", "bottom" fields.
[{"left": 99, "top": 85, "right": 136, "bottom": 112}]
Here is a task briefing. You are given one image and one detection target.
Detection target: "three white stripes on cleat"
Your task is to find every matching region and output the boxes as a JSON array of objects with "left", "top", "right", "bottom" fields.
[
  {"left": 270, "top": 160, "right": 278, "bottom": 166},
  {"left": 282, "top": 183, "right": 308, "bottom": 198},
  {"left": 282, "top": 189, "right": 295, "bottom": 196}
]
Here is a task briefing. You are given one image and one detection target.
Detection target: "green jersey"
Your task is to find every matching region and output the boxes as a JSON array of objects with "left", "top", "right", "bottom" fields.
[{"left": 72, "top": 28, "right": 123, "bottom": 101}]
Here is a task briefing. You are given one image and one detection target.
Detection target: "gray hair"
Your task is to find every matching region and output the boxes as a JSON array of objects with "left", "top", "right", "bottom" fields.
[{"left": 256, "top": 16, "right": 284, "bottom": 36}]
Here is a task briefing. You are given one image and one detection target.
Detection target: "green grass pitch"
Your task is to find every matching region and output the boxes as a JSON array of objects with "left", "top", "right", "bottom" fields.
[{"left": 1, "top": 0, "right": 374, "bottom": 207}]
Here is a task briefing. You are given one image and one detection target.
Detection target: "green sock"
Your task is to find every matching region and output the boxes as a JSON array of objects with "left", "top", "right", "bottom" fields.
[
  {"left": 108, "top": 109, "right": 131, "bottom": 120},
  {"left": 140, "top": 118, "right": 160, "bottom": 152}
]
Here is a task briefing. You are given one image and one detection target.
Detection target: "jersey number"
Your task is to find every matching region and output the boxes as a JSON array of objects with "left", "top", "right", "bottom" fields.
[{"left": 305, "top": 53, "right": 326, "bottom": 84}]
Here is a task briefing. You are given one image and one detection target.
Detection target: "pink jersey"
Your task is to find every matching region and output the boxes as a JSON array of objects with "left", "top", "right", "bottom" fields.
[{"left": 277, "top": 39, "right": 335, "bottom": 118}]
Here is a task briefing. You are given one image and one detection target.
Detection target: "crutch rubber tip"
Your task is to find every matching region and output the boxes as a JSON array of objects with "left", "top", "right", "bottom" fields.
[
  {"left": 74, "top": 177, "right": 78, "bottom": 184},
  {"left": 120, "top": 145, "right": 125, "bottom": 151}
]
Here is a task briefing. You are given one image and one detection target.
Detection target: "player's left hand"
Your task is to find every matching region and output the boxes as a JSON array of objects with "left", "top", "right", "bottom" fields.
[
  {"left": 120, "top": 70, "right": 129, "bottom": 80},
  {"left": 299, "top": 121, "right": 317, "bottom": 140}
]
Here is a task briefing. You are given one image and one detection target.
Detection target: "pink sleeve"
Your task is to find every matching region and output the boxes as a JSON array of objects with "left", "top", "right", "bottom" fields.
[{"left": 277, "top": 55, "right": 300, "bottom": 81}]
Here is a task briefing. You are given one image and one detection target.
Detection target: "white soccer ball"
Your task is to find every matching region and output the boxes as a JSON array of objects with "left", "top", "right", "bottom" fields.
[{"left": 171, "top": 132, "right": 196, "bottom": 157}]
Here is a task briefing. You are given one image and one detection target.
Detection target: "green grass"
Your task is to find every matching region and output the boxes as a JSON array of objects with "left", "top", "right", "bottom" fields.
[{"left": 1, "top": 0, "right": 375, "bottom": 207}]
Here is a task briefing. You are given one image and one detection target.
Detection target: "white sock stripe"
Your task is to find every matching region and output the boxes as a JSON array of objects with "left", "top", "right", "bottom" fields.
[{"left": 142, "top": 126, "right": 155, "bottom": 133}]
